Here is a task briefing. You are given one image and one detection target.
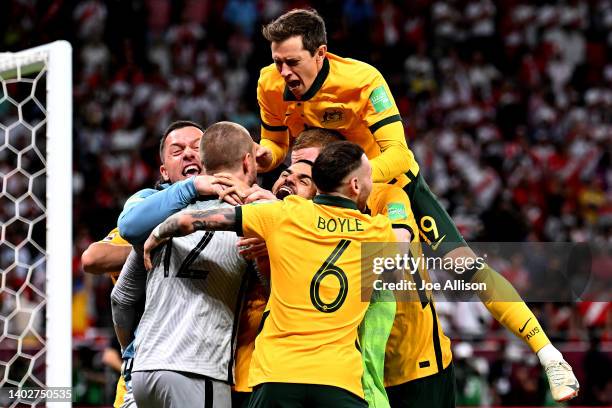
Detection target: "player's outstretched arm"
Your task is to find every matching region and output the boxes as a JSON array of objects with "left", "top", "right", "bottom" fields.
[
  {"left": 143, "top": 208, "right": 237, "bottom": 270},
  {"left": 81, "top": 242, "right": 131, "bottom": 275},
  {"left": 369, "top": 121, "right": 414, "bottom": 183},
  {"left": 118, "top": 176, "right": 222, "bottom": 244},
  {"left": 255, "top": 142, "right": 278, "bottom": 173},
  {"left": 257, "top": 74, "right": 290, "bottom": 172}
]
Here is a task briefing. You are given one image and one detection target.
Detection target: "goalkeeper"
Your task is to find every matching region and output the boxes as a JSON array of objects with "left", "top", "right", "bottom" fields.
[{"left": 255, "top": 8, "right": 578, "bottom": 404}]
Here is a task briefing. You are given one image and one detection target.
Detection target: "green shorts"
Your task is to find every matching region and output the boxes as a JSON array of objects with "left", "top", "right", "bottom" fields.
[
  {"left": 248, "top": 383, "right": 367, "bottom": 408},
  {"left": 402, "top": 172, "right": 466, "bottom": 255},
  {"left": 385, "top": 363, "right": 456, "bottom": 408},
  {"left": 232, "top": 391, "right": 251, "bottom": 408}
]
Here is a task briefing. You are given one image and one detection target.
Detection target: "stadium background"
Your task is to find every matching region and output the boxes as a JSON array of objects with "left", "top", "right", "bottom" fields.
[{"left": 1, "top": 0, "right": 610, "bottom": 406}]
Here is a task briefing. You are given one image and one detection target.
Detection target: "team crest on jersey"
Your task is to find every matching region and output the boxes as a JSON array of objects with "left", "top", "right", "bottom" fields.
[
  {"left": 322, "top": 109, "right": 344, "bottom": 125},
  {"left": 104, "top": 232, "right": 117, "bottom": 241}
]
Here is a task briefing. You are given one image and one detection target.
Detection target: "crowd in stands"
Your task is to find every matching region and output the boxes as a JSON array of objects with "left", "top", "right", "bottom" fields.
[{"left": 1, "top": 0, "right": 610, "bottom": 405}]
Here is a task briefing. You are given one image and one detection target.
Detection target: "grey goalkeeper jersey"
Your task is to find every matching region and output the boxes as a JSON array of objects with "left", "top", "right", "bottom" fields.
[{"left": 133, "top": 199, "right": 248, "bottom": 383}]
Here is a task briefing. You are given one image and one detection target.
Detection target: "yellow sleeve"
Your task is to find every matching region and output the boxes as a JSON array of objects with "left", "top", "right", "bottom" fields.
[
  {"left": 257, "top": 74, "right": 289, "bottom": 172},
  {"left": 100, "top": 227, "right": 130, "bottom": 246},
  {"left": 237, "top": 200, "right": 284, "bottom": 239},
  {"left": 369, "top": 122, "right": 415, "bottom": 183},
  {"left": 377, "top": 186, "right": 415, "bottom": 223},
  {"left": 260, "top": 134, "right": 289, "bottom": 172},
  {"left": 370, "top": 185, "right": 416, "bottom": 239},
  {"left": 360, "top": 76, "right": 416, "bottom": 182}
]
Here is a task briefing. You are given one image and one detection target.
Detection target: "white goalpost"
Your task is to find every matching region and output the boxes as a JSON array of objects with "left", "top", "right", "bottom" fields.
[{"left": 0, "top": 41, "right": 72, "bottom": 406}]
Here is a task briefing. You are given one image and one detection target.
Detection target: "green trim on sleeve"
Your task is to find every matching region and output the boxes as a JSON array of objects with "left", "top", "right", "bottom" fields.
[
  {"left": 391, "top": 223, "right": 414, "bottom": 242},
  {"left": 261, "top": 121, "right": 288, "bottom": 132},
  {"left": 369, "top": 114, "right": 402, "bottom": 134}
]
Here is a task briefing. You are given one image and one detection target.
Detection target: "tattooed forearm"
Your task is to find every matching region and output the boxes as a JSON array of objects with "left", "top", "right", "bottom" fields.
[
  {"left": 192, "top": 221, "right": 207, "bottom": 230},
  {"left": 154, "top": 208, "right": 236, "bottom": 239},
  {"left": 191, "top": 208, "right": 234, "bottom": 220},
  {"left": 157, "top": 215, "right": 182, "bottom": 239},
  {"left": 189, "top": 208, "right": 236, "bottom": 231}
]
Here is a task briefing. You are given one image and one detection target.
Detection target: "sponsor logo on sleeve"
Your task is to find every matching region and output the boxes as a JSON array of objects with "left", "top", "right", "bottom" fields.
[
  {"left": 386, "top": 202, "right": 407, "bottom": 221},
  {"left": 369, "top": 85, "right": 393, "bottom": 113}
]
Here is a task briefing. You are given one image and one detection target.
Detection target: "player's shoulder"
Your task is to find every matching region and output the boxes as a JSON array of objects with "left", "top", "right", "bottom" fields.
[
  {"left": 240, "top": 198, "right": 284, "bottom": 216},
  {"left": 370, "top": 211, "right": 396, "bottom": 230},
  {"left": 373, "top": 183, "right": 408, "bottom": 201},
  {"left": 370, "top": 182, "right": 393, "bottom": 196},
  {"left": 327, "top": 52, "right": 382, "bottom": 84},
  {"left": 285, "top": 195, "right": 307, "bottom": 202},
  {"left": 369, "top": 183, "right": 412, "bottom": 219},
  {"left": 369, "top": 182, "right": 404, "bottom": 203},
  {"left": 100, "top": 227, "right": 130, "bottom": 246},
  {"left": 363, "top": 211, "right": 394, "bottom": 235},
  {"left": 274, "top": 195, "right": 313, "bottom": 215},
  {"left": 258, "top": 63, "right": 284, "bottom": 92},
  {"left": 122, "top": 187, "right": 158, "bottom": 208},
  {"left": 101, "top": 227, "right": 120, "bottom": 242},
  {"left": 281, "top": 195, "right": 310, "bottom": 207}
]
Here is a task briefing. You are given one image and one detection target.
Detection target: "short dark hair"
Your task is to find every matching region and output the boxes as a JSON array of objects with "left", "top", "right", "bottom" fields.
[
  {"left": 312, "top": 141, "right": 365, "bottom": 193},
  {"left": 159, "top": 120, "right": 204, "bottom": 161},
  {"left": 262, "top": 9, "right": 327, "bottom": 55},
  {"left": 293, "top": 128, "right": 344, "bottom": 151},
  {"left": 200, "top": 122, "right": 253, "bottom": 173}
]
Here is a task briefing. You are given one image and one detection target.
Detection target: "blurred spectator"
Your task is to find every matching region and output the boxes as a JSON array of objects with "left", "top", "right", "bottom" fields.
[{"left": 454, "top": 342, "right": 490, "bottom": 406}]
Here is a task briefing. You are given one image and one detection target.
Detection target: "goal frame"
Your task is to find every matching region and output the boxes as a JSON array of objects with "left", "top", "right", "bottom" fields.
[{"left": 0, "top": 40, "right": 72, "bottom": 399}]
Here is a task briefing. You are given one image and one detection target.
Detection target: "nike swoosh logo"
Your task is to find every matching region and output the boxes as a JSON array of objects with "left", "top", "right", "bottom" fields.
[
  {"left": 519, "top": 318, "right": 532, "bottom": 333},
  {"left": 431, "top": 235, "right": 446, "bottom": 251}
]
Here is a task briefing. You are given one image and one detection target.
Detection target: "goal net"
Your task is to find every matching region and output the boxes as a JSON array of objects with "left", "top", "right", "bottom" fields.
[{"left": 0, "top": 41, "right": 72, "bottom": 406}]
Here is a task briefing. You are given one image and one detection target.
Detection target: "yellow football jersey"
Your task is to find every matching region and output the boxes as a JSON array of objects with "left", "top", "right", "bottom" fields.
[
  {"left": 99, "top": 227, "right": 131, "bottom": 283},
  {"left": 257, "top": 52, "right": 419, "bottom": 184},
  {"left": 238, "top": 195, "right": 398, "bottom": 398},
  {"left": 367, "top": 185, "right": 453, "bottom": 385}
]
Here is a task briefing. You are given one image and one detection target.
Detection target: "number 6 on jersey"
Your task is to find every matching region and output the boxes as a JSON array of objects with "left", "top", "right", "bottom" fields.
[{"left": 310, "top": 239, "right": 351, "bottom": 313}]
